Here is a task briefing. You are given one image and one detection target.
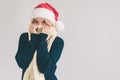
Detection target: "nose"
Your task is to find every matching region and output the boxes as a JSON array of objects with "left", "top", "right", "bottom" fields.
[{"left": 37, "top": 25, "right": 42, "bottom": 28}]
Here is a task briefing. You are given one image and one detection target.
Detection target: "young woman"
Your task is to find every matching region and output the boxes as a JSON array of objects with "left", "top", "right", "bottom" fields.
[{"left": 15, "top": 3, "right": 64, "bottom": 80}]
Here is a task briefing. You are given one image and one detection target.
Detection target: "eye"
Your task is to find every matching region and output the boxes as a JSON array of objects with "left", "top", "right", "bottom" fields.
[
  {"left": 32, "top": 19, "right": 39, "bottom": 24},
  {"left": 41, "top": 20, "right": 47, "bottom": 24}
]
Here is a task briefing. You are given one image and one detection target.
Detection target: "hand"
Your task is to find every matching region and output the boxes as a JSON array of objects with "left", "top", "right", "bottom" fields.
[
  {"left": 41, "top": 26, "right": 50, "bottom": 34},
  {"left": 29, "top": 23, "right": 39, "bottom": 34}
]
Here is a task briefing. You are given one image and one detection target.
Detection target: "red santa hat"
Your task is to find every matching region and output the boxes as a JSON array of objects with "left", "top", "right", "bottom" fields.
[{"left": 31, "top": 3, "right": 64, "bottom": 31}]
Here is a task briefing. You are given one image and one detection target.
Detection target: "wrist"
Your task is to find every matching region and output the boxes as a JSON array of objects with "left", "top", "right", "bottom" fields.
[
  {"left": 30, "top": 33, "right": 39, "bottom": 43},
  {"left": 38, "top": 33, "right": 48, "bottom": 40}
]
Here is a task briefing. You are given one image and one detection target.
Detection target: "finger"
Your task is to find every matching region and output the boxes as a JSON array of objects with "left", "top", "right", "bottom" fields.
[
  {"left": 29, "top": 24, "right": 33, "bottom": 30},
  {"left": 29, "top": 24, "right": 37, "bottom": 34},
  {"left": 44, "top": 26, "right": 47, "bottom": 31},
  {"left": 45, "top": 26, "right": 49, "bottom": 30},
  {"left": 42, "top": 26, "right": 46, "bottom": 33},
  {"left": 45, "top": 26, "right": 50, "bottom": 34},
  {"left": 46, "top": 26, "right": 50, "bottom": 32},
  {"left": 29, "top": 24, "right": 34, "bottom": 30},
  {"left": 42, "top": 26, "right": 45, "bottom": 31}
]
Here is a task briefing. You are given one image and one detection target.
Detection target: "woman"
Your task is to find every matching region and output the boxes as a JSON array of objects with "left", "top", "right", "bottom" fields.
[{"left": 15, "top": 3, "right": 64, "bottom": 80}]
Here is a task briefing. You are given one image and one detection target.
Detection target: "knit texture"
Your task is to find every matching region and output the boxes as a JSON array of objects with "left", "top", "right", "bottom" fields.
[
  {"left": 15, "top": 32, "right": 64, "bottom": 80},
  {"left": 23, "top": 31, "right": 57, "bottom": 80}
]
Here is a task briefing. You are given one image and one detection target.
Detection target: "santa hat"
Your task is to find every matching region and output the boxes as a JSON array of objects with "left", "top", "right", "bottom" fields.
[{"left": 31, "top": 3, "right": 64, "bottom": 31}]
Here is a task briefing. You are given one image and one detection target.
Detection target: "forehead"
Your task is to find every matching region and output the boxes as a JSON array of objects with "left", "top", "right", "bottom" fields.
[{"left": 34, "top": 17, "right": 45, "bottom": 20}]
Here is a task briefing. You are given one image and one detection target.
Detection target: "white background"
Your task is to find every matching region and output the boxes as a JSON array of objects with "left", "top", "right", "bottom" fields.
[{"left": 0, "top": 0, "right": 120, "bottom": 80}]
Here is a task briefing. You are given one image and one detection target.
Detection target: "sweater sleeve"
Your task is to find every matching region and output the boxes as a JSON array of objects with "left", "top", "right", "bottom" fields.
[
  {"left": 15, "top": 33, "right": 38, "bottom": 69},
  {"left": 36, "top": 33, "right": 64, "bottom": 73}
]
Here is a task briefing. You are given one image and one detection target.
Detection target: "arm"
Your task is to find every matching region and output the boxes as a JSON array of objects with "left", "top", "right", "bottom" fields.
[
  {"left": 15, "top": 33, "right": 38, "bottom": 69},
  {"left": 36, "top": 33, "right": 64, "bottom": 73}
]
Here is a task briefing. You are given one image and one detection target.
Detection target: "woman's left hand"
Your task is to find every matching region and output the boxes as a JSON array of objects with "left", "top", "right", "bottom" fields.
[{"left": 42, "top": 26, "right": 50, "bottom": 34}]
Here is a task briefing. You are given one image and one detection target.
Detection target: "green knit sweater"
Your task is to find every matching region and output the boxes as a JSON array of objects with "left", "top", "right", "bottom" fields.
[{"left": 15, "top": 32, "right": 64, "bottom": 80}]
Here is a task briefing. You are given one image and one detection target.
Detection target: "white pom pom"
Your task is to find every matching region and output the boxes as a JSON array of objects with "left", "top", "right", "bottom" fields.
[{"left": 56, "top": 21, "right": 65, "bottom": 31}]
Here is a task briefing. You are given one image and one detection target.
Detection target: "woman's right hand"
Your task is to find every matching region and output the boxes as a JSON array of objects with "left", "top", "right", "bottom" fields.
[{"left": 29, "top": 23, "right": 38, "bottom": 34}]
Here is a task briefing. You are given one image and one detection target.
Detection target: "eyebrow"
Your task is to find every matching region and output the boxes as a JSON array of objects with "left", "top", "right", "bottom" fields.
[{"left": 32, "top": 19, "right": 39, "bottom": 24}]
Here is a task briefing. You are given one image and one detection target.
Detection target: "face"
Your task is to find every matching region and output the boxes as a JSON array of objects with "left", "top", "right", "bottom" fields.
[
  {"left": 30, "top": 17, "right": 56, "bottom": 34},
  {"left": 31, "top": 17, "right": 53, "bottom": 27}
]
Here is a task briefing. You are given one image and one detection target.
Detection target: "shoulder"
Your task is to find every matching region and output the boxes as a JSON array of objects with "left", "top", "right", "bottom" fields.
[
  {"left": 19, "top": 32, "right": 29, "bottom": 40},
  {"left": 20, "top": 32, "right": 28, "bottom": 37}
]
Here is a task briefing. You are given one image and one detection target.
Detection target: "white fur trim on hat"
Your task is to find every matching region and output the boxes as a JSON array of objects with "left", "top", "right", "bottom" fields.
[
  {"left": 31, "top": 8, "right": 56, "bottom": 24},
  {"left": 56, "top": 21, "right": 65, "bottom": 31}
]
